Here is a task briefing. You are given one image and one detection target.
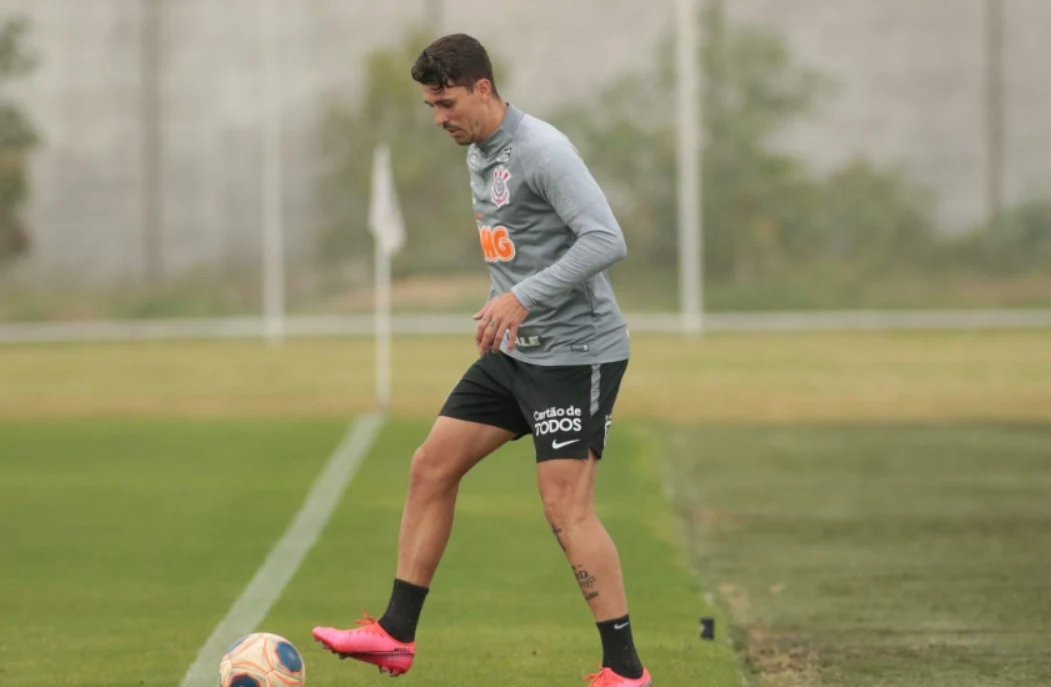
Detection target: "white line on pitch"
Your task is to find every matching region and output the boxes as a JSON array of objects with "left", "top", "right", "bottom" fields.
[{"left": 179, "top": 414, "right": 384, "bottom": 687}]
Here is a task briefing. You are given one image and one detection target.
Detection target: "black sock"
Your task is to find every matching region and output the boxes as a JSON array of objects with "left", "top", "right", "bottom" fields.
[
  {"left": 377, "top": 578, "right": 429, "bottom": 643},
  {"left": 597, "top": 614, "right": 644, "bottom": 679}
]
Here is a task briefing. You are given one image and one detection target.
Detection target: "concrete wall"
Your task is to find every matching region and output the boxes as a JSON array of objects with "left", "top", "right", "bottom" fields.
[{"left": 1, "top": 0, "right": 1048, "bottom": 284}]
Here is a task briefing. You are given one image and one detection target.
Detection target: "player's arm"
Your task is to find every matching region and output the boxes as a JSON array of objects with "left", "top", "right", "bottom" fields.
[{"left": 510, "top": 139, "right": 627, "bottom": 310}]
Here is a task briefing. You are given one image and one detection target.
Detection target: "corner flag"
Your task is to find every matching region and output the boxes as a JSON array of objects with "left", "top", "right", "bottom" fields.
[
  {"left": 368, "top": 144, "right": 406, "bottom": 256},
  {"left": 367, "top": 144, "right": 404, "bottom": 411}
]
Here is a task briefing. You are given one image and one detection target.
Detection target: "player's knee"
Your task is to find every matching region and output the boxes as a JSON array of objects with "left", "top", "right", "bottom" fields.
[
  {"left": 539, "top": 480, "right": 589, "bottom": 529},
  {"left": 409, "top": 443, "right": 460, "bottom": 493}
]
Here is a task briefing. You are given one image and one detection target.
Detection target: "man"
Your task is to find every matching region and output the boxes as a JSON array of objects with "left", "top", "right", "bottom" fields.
[{"left": 313, "top": 33, "right": 651, "bottom": 687}]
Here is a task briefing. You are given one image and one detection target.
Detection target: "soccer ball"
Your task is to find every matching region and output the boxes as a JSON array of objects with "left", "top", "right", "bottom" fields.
[{"left": 219, "top": 632, "right": 306, "bottom": 687}]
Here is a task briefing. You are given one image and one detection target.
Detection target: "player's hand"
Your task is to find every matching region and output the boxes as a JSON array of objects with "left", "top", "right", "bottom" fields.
[{"left": 474, "top": 292, "right": 529, "bottom": 355}]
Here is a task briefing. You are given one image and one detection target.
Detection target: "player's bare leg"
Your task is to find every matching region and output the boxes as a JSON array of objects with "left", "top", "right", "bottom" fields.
[
  {"left": 539, "top": 452, "right": 650, "bottom": 686},
  {"left": 394, "top": 417, "right": 515, "bottom": 587},
  {"left": 313, "top": 417, "right": 514, "bottom": 676}
]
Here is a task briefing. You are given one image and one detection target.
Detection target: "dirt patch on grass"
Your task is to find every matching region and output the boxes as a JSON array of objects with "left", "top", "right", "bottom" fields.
[
  {"left": 746, "top": 627, "right": 823, "bottom": 687},
  {"left": 718, "top": 583, "right": 823, "bottom": 687}
]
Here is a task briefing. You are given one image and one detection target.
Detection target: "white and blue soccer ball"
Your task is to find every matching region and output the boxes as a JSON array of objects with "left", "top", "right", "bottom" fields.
[{"left": 219, "top": 632, "right": 305, "bottom": 687}]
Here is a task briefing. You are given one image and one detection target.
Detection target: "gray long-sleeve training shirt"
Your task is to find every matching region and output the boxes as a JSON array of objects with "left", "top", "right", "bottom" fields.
[{"left": 468, "top": 104, "right": 631, "bottom": 366}]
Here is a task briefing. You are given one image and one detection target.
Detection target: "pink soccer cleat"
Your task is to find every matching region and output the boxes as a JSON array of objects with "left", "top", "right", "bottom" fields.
[
  {"left": 584, "top": 667, "right": 653, "bottom": 687},
  {"left": 312, "top": 612, "right": 416, "bottom": 677}
]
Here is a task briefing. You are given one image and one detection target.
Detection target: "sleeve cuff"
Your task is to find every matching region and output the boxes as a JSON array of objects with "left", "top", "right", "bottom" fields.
[{"left": 511, "top": 283, "right": 537, "bottom": 310}]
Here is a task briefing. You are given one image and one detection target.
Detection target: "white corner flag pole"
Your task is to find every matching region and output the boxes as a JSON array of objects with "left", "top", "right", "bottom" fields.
[
  {"left": 374, "top": 237, "right": 392, "bottom": 411},
  {"left": 368, "top": 144, "right": 406, "bottom": 411},
  {"left": 676, "top": 0, "right": 704, "bottom": 338},
  {"left": 261, "top": 0, "right": 285, "bottom": 347}
]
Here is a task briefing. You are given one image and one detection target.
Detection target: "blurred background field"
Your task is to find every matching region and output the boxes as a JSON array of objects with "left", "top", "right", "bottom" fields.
[
  {"left": 0, "top": 0, "right": 1049, "bottom": 323},
  {"left": 1, "top": 331, "right": 1049, "bottom": 423}
]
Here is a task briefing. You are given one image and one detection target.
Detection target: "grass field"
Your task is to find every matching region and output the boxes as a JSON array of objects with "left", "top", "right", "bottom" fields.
[
  {"left": 1, "top": 330, "right": 1048, "bottom": 423},
  {"left": 0, "top": 418, "right": 738, "bottom": 686},
  {"left": 665, "top": 425, "right": 1051, "bottom": 686},
  {"left": 1, "top": 330, "right": 1049, "bottom": 686}
]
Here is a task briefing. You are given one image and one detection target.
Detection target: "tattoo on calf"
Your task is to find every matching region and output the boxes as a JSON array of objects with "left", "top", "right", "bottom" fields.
[
  {"left": 573, "top": 564, "right": 598, "bottom": 595},
  {"left": 552, "top": 532, "right": 601, "bottom": 603}
]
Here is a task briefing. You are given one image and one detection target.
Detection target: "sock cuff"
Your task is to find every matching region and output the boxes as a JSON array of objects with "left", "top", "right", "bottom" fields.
[
  {"left": 596, "top": 614, "right": 630, "bottom": 628},
  {"left": 393, "top": 578, "right": 430, "bottom": 594}
]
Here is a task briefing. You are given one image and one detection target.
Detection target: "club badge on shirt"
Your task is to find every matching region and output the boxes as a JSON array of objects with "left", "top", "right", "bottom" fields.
[{"left": 491, "top": 166, "right": 512, "bottom": 208}]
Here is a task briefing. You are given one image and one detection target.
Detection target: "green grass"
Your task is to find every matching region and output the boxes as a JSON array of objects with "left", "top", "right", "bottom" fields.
[
  {"left": 3, "top": 332, "right": 1050, "bottom": 686},
  {"left": 665, "top": 425, "right": 1051, "bottom": 686},
  {"left": 0, "top": 418, "right": 739, "bottom": 686},
  {"left": 0, "top": 419, "right": 340, "bottom": 685},
  {"left": 2, "top": 330, "right": 1048, "bottom": 424}
]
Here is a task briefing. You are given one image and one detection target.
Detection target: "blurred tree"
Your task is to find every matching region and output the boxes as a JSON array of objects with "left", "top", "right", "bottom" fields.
[
  {"left": 809, "top": 159, "right": 938, "bottom": 276},
  {"left": 316, "top": 30, "right": 508, "bottom": 278},
  {"left": 955, "top": 193, "right": 1051, "bottom": 274},
  {"left": 551, "top": 3, "right": 937, "bottom": 282},
  {"left": 315, "top": 14, "right": 943, "bottom": 292},
  {"left": 552, "top": 2, "right": 826, "bottom": 281},
  {"left": 0, "top": 16, "right": 40, "bottom": 267}
]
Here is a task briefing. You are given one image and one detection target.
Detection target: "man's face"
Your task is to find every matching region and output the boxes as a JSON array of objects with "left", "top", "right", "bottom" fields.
[{"left": 422, "top": 82, "right": 488, "bottom": 146}]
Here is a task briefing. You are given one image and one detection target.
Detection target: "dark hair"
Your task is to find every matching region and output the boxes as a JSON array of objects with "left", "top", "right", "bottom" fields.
[{"left": 411, "top": 33, "right": 499, "bottom": 96}]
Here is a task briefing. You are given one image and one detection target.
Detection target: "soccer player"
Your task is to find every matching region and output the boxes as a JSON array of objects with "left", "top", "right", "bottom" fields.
[{"left": 313, "top": 33, "right": 651, "bottom": 687}]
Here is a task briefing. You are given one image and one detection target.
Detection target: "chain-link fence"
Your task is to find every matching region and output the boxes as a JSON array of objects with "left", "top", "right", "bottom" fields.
[{"left": 0, "top": 0, "right": 1048, "bottom": 327}]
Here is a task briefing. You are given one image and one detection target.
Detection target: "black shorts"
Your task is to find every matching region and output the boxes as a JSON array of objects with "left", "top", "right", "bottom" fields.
[{"left": 439, "top": 352, "right": 628, "bottom": 462}]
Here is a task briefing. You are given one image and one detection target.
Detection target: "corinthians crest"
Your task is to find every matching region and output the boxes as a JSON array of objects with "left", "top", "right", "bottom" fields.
[{"left": 491, "top": 165, "right": 512, "bottom": 208}]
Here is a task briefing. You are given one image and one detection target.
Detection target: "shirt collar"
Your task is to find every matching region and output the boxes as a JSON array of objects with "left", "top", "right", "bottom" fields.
[{"left": 477, "top": 103, "right": 523, "bottom": 157}]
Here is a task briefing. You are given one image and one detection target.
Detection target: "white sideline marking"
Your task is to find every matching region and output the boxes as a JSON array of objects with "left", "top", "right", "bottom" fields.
[{"left": 178, "top": 414, "right": 384, "bottom": 687}]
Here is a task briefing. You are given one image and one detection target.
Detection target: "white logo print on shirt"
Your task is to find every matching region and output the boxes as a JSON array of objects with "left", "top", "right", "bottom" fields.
[{"left": 491, "top": 166, "right": 512, "bottom": 207}]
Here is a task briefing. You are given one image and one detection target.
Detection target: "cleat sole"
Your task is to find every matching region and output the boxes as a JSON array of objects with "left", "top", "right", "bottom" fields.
[{"left": 314, "top": 636, "right": 412, "bottom": 676}]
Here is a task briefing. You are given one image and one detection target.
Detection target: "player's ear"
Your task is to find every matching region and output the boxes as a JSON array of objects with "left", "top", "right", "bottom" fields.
[{"left": 475, "top": 78, "right": 493, "bottom": 100}]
